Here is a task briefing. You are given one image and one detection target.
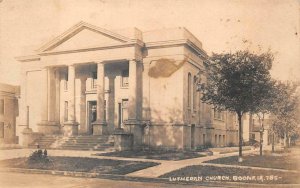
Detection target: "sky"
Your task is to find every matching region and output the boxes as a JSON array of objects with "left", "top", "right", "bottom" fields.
[{"left": 0, "top": 0, "right": 299, "bottom": 85}]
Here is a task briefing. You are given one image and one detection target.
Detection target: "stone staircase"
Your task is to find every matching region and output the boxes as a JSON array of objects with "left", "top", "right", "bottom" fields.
[{"left": 29, "top": 135, "right": 115, "bottom": 151}]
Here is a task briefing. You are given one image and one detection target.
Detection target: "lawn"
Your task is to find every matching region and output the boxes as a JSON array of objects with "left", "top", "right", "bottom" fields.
[
  {"left": 0, "top": 156, "right": 159, "bottom": 175},
  {"left": 205, "top": 153, "right": 299, "bottom": 170},
  {"left": 96, "top": 150, "right": 205, "bottom": 161},
  {"left": 160, "top": 165, "right": 300, "bottom": 184}
]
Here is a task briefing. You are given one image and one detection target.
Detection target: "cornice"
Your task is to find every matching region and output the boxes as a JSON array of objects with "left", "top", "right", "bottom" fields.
[
  {"left": 145, "top": 39, "right": 187, "bottom": 48},
  {"left": 15, "top": 55, "right": 41, "bottom": 62},
  {"left": 145, "top": 39, "right": 208, "bottom": 59},
  {"left": 37, "top": 41, "right": 144, "bottom": 56}
]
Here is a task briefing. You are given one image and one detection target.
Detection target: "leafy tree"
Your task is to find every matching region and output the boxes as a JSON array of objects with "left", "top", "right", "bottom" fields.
[
  {"left": 201, "top": 50, "right": 274, "bottom": 162},
  {"left": 251, "top": 78, "right": 278, "bottom": 156},
  {"left": 269, "top": 81, "right": 299, "bottom": 150}
]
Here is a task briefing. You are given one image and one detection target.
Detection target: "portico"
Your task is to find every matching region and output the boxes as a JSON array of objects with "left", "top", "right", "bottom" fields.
[{"left": 16, "top": 21, "right": 239, "bottom": 150}]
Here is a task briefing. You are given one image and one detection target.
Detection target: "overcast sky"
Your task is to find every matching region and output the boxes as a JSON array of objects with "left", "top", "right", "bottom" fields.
[{"left": 0, "top": 0, "right": 299, "bottom": 85}]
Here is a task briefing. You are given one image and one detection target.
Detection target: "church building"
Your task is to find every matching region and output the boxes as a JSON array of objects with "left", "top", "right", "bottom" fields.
[{"left": 16, "top": 22, "right": 238, "bottom": 150}]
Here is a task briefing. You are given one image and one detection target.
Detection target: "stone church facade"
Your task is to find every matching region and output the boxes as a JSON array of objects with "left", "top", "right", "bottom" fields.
[{"left": 17, "top": 22, "right": 238, "bottom": 150}]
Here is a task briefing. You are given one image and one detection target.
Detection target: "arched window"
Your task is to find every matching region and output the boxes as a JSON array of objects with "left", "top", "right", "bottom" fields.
[
  {"left": 193, "top": 76, "right": 197, "bottom": 111},
  {"left": 188, "top": 73, "right": 192, "bottom": 108}
]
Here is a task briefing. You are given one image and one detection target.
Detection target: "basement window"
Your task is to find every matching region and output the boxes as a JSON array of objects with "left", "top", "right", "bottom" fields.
[{"left": 0, "top": 99, "right": 4, "bottom": 115}]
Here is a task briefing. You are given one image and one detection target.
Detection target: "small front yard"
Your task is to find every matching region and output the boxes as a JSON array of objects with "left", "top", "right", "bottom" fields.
[
  {"left": 0, "top": 156, "right": 159, "bottom": 175},
  {"left": 160, "top": 165, "right": 300, "bottom": 184},
  {"left": 205, "top": 152, "right": 299, "bottom": 170},
  {"left": 96, "top": 150, "right": 206, "bottom": 161}
]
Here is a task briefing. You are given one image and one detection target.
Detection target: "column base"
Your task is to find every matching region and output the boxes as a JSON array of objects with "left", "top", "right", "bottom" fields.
[
  {"left": 92, "top": 121, "right": 108, "bottom": 135},
  {"left": 113, "top": 132, "right": 133, "bottom": 151},
  {"left": 63, "top": 121, "right": 79, "bottom": 136},
  {"left": 21, "top": 127, "right": 43, "bottom": 147},
  {"left": 124, "top": 119, "right": 144, "bottom": 147},
  {"left": 37, "top": 121, "right": 60, "bottom": 134}
]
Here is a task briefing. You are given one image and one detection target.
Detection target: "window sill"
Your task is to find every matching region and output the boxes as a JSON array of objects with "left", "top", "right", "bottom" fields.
[{"left": 213, "top": 118, "right": 225, "bottom": 122}]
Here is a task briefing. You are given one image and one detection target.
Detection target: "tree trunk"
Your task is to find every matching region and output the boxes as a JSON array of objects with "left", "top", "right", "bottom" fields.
[
  {"left": 284, "top": 132, "right": 290, "bottom": 151},
  {"left": 284, "top": 133, "right": 287, "bottom": 148},
  {"left": 260, "top": 131, "right": 263, "bottom": 156},
  {"left": 259, "top": 114, "right": 264, "bottom": 156},
  {"left": 272, "top": 132, "right": 275, "bottom": 153},
  {"left": 238, "top": 112, "right": 243, "bottom": 162}
]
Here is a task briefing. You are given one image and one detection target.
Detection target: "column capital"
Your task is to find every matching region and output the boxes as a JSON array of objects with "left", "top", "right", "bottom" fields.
[
  {"left": 128, "top": 59, "right": 142, "bottom": 63},
  {"left": 94, "top": 61, "right": 105, "bottom": 65},
  {"left": 68, "top": 64, "right": 77, "bottom": 68},
  {"left": 41, "top": 66, "right": 49, "bottom": 70}
]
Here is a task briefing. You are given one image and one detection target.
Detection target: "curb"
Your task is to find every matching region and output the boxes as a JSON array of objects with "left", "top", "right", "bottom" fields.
[
  {"left": 200, "top": 163, "right": 300, "bottom": 174},
  {"left": 1, "top": 167, "right": 299, "bottom": 187},
  {"left": 0, "top": 167, "right": 101, "bottom": 178}
]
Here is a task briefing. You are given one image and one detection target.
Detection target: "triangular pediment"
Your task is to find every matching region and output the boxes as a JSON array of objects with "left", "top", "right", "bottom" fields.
[{"left": 38, "top": 22, "right": 131, "bottom": 52}]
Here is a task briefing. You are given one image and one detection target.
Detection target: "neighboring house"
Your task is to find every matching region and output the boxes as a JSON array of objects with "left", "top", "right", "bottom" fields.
[
  {"left": 0, "top": 83, "right": 19, "bottom": 144},
  {"left": 248, "top": 113, "right": 272, "bottom": 146},
  {"left": 16, "top": 21, "right": 239, "bottom": 150}
]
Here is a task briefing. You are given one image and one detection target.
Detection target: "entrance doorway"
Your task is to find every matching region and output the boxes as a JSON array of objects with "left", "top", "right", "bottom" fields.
[
  {"left": 87, "top": 101, "right": 97, "bottom": 135},
  {"left": 118, "top": 99, "right": 128, "bottom": 130}
]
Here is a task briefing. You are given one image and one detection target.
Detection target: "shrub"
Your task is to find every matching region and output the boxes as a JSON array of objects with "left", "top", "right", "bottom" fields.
[
  {"left": 228, "top": 142, "right": 236, "bottom": 147},
  {"left": 204, "top": 142, "right": 213, "bottom": 148},
  {"left": 27, "top": 149, "right": 53, "bottom": 167}
]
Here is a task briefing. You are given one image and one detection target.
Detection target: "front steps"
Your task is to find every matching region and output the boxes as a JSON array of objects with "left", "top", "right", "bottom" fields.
[{"left": 29, "top": 135, "right": 114, "bottom": 151}]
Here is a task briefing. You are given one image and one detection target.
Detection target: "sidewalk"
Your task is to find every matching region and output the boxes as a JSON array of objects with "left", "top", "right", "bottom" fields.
[
  {"left": 1, "top": 146, "right": 292, "bottom": 180},
  {"left": 0, "top": 148, "right": 162, "bottom": 163},
  {"left": 126, "top": 149, "right": 256, "bottom": 178}
]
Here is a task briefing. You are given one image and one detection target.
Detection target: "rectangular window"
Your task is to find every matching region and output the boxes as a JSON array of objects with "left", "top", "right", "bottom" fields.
[
  {"left": 104, "top": 100, "right": 106, "bottom": 121},
  {"left": 188, "top": 73, "right": 191, "bottom": 108},
  {"left": 91, "top": 72, "right": 97, "bottom": 89},
  {"left": 64, "top": 73, "right": 68, "bottom": 91},
  {"left": 214, "top": 108, "right": 224, "bottom": 120},
  {"left": 121, "top": 99, "right": 128, "bottom": 123},
  {"left": 64, "top": 101, "right": 68, "bottom": 122},
  {"left": 121, "top": 69, "right": 129, "bottom": 87},
  {"left": 215, "top": 135, "right": 218, "bottom": 145},
  {"left": 0, "top": 99, "right": 4, "bottom": 115},
  {"left": 0, "top": 122, "right": 4, "bottom": 138}
]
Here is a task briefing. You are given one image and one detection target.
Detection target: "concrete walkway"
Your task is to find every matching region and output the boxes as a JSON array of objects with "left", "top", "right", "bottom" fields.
[
  {"left": 126, "top": 149, "right": 256, "bottom": 178},
  {"left": 0, "top": 149, "right": 161, "bottom": 163},
  {"left": 1, "top": 145, "right": 295, "bottom": 179},
  {"left": 127, "top": 145, "right": 299, "bottom": 178}
]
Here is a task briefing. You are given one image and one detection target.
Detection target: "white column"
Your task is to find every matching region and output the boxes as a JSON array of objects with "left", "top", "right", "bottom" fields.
[
  {"left": 19, "top": 70, "right": 28, "bottom": 127},
  {"left": 124, "top": 60, "right": 143, "bottom": 147},
  {"left": 67, "top": 65, "right": 76, "bottom": 122},
  {"left": 96, "top": 62, "right": 106, "bottom": 124},
  {"left": 55, "top": 69, "right": 60, "bottom": 122},
  {"left": 63, "top": 65, "right": 78, "bottom": 136},
  {"left": 92, "top": 62, "right": 107, "bottom": 135},
  {"left": 128, "top": 60, "right": 138, "bottom": 121},
  {"left": 40, "top": 68, "right": 49, "bottom": 123},
  {"left": 79, "top": 77, "right": 87, "bottom": 133},
  {"left": 48, "top": 67, "right": 56, "bottom": 122},
  {"left": 107, "top": 75, "right": 115, "bottom": 133}
]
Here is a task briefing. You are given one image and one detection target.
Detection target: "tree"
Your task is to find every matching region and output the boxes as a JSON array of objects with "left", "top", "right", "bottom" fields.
[
  {"left": 200, "top": 50, "right": 274, "bottom": 162},
  {"left": 269, "top": 81, "right": 299, "bottom": 150},
  {"left": 251, "top": 79, "right": 277, "bottom": 156}
]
